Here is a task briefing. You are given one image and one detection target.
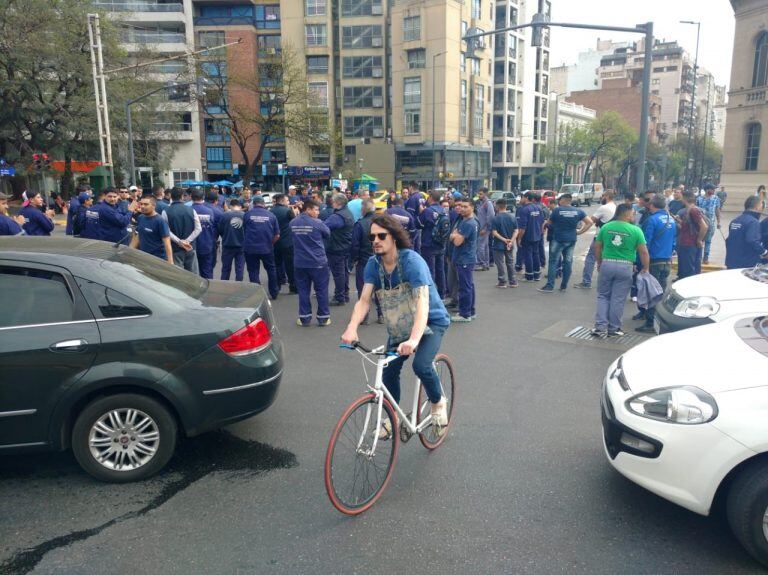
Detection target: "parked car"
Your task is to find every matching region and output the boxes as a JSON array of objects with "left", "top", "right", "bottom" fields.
[
  {"left": 537, "top": 190, "right": 558, "bottom": 208},
  {"left": 488, "top": 190, "right": 518, "bottom": 211},
  {"left": 0, "top": 238, "right": 284, "bottom": 482},
  {"left": 654, "top": 265, "right": 768, "bottom": 334},
  {"left": 602, "top": 314, "right": 768, "bottom": 567},
  {"left": 558, "top": 183, "right": 601, "bottom": 206}
]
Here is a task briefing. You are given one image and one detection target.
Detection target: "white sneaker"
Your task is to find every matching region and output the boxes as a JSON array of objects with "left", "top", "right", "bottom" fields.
[{"left": 430, "top": 398, "right": 448, "bottom": 426}]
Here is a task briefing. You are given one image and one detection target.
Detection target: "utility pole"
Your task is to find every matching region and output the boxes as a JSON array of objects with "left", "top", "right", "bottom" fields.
[
  {"left": 696, "top": 76, "right": 713, "bottom": 185},
  {"left": 680, "top": 20, "right": 700, "bottom": 189},
  {"left": 431, "top": 51, "right": 447, "bottom": 190},
  {"left": 87, "top": 14, "right": 115, "bottom": 186}
]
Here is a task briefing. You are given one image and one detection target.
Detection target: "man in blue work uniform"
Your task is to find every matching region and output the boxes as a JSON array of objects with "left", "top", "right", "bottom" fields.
[
  {"left": 218, "top": 198, "right": 246, "bottom": 281},
  {"left": 20, "top": 191, "right": 55, "bottom": 236},
  {"left": 191, "top": 188, "right": 217, "bottom": 279},
  {"left": 271, "top": 193, "right": 298, "bottom": 294},
  {"left": 386, "top": 196, "right": 417, "bottom": 240},
  {"left": 290, "top": 199, "right": 332, "bottom": 326},
  {"left": 516, "top": 191, "right": 545, "bottom": 282},
  {"left": 635, "top": 194, "right": 677, "bottom": 333},
  {"left": 474, "top": 187, "right": 495, "bottom": 271},
  {"left": 66, "top": 186, "right": 90, "bottom": 235},
  {"left": 319, "top": 193, "right": 334, "bottom": 220},
  {"left": 82, "top": 187, "right": 136, "bottom": 243},
  {"left": 538, "top": 194, "right": 592, "bottom": 293},
  {"left": 163, "top": 187, "right": 201, "bottom": 273},
  {"left": 243, "top": 195, "right": 280, "bottom": 299},
  {"left": 152, "top": 185, "right": 168, "bottom": 214},
  {"left": 350, "top": 198, "right": 381, "bottom": 324},
  {"left": 0, "top": 193, "right": 25, "bottom": 236},
  {"left": 419, "top": 190, "right": 448, "bottom": 297},
  {"left": 491, "top": 198, "right": 519, "bottom": 288},
  {"left": 404, "top": 183, "right": 425, "bottom": 253},
  {"left": 449, "top": 197, "right": 479, "bottom": 322},
  {"left": 129, "top": 196, "right": 174, "bottom": 264},
  {"left": 205, "top": 189, "right": 224, "bottom": 271},
  {"left": 325, "top": 192, "right": 355, "bottom": 306},
  {"left": 726, "top": 195, "right": 768, "bottom": 269}
]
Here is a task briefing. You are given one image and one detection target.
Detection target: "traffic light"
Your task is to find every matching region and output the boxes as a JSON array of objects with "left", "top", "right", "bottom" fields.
[
  {"left": 33, "top": 153, "right": 42, "bottom": 172},
  {"left": 42, "top": 153, "right": 51, "bottom": 171}
]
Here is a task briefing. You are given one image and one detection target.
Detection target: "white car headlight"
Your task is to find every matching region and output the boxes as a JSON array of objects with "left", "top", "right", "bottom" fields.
[
  {"left": 673, "top": 296, "right": 720, "bottom": 318},
  {"left": 626, "top": 386, "right": 718, "bottom": 425}
]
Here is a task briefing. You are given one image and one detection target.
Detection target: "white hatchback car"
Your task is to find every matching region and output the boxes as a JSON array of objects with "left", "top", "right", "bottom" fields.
[{"left": 602, "top": 314, "right": 768, "bottom": 567}]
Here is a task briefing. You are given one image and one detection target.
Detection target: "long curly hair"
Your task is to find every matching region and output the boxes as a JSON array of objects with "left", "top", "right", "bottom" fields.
[{"left": 370, "top": 214, "right": 412, "bottom": 249}]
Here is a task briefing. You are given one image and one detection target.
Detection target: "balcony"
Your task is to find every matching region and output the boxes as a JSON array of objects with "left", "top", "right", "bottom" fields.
[
  {"left": 93, "top": 1, "right": 183, "bottom": 12},
  {"left": 122, "top": 32, "right": 186, "bottom": 44}
]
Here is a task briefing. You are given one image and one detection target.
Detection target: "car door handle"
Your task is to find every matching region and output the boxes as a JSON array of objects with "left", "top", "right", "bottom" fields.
[{"left": 50, "top": 339, "right": 89, "bottom": 352}]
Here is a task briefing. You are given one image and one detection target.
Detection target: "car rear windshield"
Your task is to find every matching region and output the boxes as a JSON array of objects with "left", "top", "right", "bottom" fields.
[
  {"left": 102, "top": 248, "right": 209, "bottom": 299},
  {"left": 560, "top": 185, "right": 580, "bottom": 193},
  {"left": 743, "top": 264, "right": 768, "bottom": 284}
]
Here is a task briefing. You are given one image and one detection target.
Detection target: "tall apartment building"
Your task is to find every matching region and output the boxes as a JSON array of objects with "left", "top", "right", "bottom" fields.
[
  {"left": 96, "top": 0, "right": 204, "bottom": 187},
  {"left": 550, "top": 39, "right": 628, "bottom": 95},
  {"left": 491, "top": 0, "right": 551, "bottom": 190},
  {"left": 191, "top": 1, "right": 285, "bottom": 188}
]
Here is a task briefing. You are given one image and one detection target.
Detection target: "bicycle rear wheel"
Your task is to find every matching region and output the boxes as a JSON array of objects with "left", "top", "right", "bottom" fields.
[
  {"left": 417, "top": 354, "right": 456, "bottom": 450},
  {"left": 325, "top": 393, "right": 399, "bottom": 515}
]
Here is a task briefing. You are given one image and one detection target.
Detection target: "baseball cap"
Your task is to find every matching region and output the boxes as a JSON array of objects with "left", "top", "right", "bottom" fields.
[
  {"left": 703, "top": 183, "right": 716, "bottom": 191},
  {"left": 129, "top": 185, "right": 139, "bottom": 191},
  {"left": 252, "top": 195, "right": 265, "bottom": 204},
  {"left": 288, "top": 185, "right": 296, "bottom": 190},
  {"left": 78, "top": 191, "right": 92, "bottom": 202}
]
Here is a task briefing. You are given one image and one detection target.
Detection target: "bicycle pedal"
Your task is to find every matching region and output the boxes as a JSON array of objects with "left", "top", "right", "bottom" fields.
[{"left": 399, "top": 413, "right": 413, "bottom": 442}]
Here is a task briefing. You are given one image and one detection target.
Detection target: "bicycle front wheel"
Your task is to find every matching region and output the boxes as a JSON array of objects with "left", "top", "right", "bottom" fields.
[
  {"left": 417, "top": 354, "right": 456, "bottom": 450},
  {"left": 325, "top": 393, "right": 399, "bottom": 515}
]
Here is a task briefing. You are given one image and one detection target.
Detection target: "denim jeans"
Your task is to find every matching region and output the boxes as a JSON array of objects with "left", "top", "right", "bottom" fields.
[
  {"left": 642, "top": 261, "right": 671, "bottom": 326},
  {"left": 677, "top": 245, "right": 702, "bottom": 279},
  {"left": 595, "top": 260, "right": 634, "bottom": 331},
  {"left": 703, "top": 225, "right": 716, "bottom": 262},
  {"left": 545, "top": 240, "right": 575, "bottom": 289},
  {"left": 582, "top": 239, "right": 597, "bottom": 285},
  {"left": 382, "top": 323, "right": 448, "bottom": 404},
  {"left": 173, "top": 248, "right": 199, "bottom": 274},
  {"left": 476, "top": 232, "right": 490, "bottom": 267}
]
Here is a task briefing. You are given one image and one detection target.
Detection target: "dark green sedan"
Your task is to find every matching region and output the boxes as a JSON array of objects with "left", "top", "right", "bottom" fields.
[{"left": 0, "top": 237, "right": 283, "bottom": 482}]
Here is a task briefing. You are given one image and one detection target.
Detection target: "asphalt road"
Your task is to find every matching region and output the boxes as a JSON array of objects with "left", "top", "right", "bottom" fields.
[{"left": 1, "top": 210, "right": 759, "bottom": 575}]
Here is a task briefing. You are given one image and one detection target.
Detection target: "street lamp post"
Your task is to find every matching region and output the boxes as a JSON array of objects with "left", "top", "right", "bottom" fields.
[
  {"left": 680, "top": 20, "right": 700, "bottom": 189},
  {"left": 431, "top": 51, "right": 447, "bottom": 190}
]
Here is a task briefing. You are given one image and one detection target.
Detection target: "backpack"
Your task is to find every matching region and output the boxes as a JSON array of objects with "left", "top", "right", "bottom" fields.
[
  {"left": 686, "top": 205, "right": 711, "bottom": 232},
  {"left": 431, "top": 211, "right": 451, "bottom": 248}
]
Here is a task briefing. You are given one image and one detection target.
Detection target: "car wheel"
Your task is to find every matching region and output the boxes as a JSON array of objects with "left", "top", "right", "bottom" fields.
[
  {"left": 586, "top": 199, "right": 591, "bottom": 207},
  {"left": 727, "top": 460, "right": 768, "bottom": 567},
  {"left": 72, "top": 393, "right": 177, "bottom": 483}
]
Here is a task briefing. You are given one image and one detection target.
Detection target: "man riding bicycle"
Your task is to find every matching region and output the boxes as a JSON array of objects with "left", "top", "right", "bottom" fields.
[{"left": 341, "top": 214, "right": 451, "bottom": 430}]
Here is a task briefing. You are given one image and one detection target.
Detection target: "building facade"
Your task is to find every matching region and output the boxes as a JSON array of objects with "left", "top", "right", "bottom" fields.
[
  {"left": 721, "top": 0, "right": 768, "bottom": 209},
  {"left": 547, "top": 95, "right": 595, "bottom": 188},
  {"left": 550, "top": 39, "right": 628, "bottom": 95},
  {"left": 98, "top": 0, "right": 204, "bottom": 187}
]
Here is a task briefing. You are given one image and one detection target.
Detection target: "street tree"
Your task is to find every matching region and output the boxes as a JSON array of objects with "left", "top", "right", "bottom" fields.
[
  {"left": 542, "top": 124, "right": 591, "bottom": 188},
  {"left": 582, "top": 111, "right": 637, "bottom": 190}
]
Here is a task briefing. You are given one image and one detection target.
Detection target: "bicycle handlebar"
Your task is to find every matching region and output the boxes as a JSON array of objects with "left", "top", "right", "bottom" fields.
[{"left": 339, "top": 341, "right": 397, "bottom": 356}]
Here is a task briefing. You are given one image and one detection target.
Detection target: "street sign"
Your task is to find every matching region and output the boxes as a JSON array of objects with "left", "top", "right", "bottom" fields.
[{"left": 0, "top": 167, "right": 15, "bottom": 177}]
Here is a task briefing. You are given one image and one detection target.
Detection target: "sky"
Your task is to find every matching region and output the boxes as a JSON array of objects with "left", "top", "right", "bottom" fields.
[{"left": 548, "top": 0, "right": 735, "bottom": 89}]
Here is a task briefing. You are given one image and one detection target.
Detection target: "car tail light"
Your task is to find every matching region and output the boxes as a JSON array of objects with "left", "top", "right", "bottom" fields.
[{"left": 218, "top": 318, "right": 272, "bottom": 356}]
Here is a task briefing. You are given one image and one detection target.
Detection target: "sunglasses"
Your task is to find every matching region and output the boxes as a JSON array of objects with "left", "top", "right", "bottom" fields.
[{"left": 368, "top": 232, "right": 389, "bottom": 242}]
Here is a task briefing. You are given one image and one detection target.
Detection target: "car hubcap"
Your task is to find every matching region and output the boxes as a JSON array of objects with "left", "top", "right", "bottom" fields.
[
  {"left": 763, "top": 506, "right": 768, "bottom": 543},
  {"left": 88, "top": 408, "right": 159, "bottom": 471}
]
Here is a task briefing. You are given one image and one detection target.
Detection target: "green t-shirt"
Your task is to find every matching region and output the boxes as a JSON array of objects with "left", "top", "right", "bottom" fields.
[{"left": 596, "top": 220, "right": 646, "bottom": 262}]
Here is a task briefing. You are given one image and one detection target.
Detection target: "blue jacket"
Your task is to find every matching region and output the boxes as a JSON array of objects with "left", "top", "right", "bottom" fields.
[
  {"left": 0, "top": 213, "right": 24, "bottom": 236},
  {"left": 218, "top": 210, "right": 245, "bottom": 249},
  {"left": 726, "top": 211, "right": 767, "bottom": 269},
  {"left": 290, "top": 213, "right": 330, "bottom": 267},
  {"left": 351, "top": 212, "right": 375, "bottom": 263},
  {"left": 419, "top": 204, "right": 444, "bottom": 250},
  {"left": 641, "top": 210, "right": 677, "bottom": 261},
  {"left": 386, "top": 207, "right": 417, "bottom": 237},
  {"left": 243, "top": 206, "right": 279, "bottom": 254},
  {"left": 20, "top": 205, "right": 54, "bottom": 236},
  {"left": 405, "top": 193, "right": 424, "bottom": 229},
  {"left": 66, "top": 196, "right": 80, "bottom": 235},
  {"left": 192, "top": 202, "right": 217, "bottom": 255},
  {"left": 516, "top": 204, "right": 544, "bottom": 243},
  {"left": 325, "top": 207, "right": 354, "bottom": 254}
]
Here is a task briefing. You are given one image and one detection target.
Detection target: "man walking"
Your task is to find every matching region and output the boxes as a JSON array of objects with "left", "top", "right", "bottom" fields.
[
  {"left": 491, "top": 198, "right": 518, "bottom": 288},
  {"left": 218, "top": 198, "right": 246, "bottom": 281},
  {"left": 129, "top": 196, "right": 173, "bottom": 264},
  {"left": 243, "top": 195, "right": 280, "bottom": 299},
  {"left": 449, "top": 198, "right": 479, "bottom": 322},
  {"left": 419, "top": 190, "right": 448, "bottom": 297},
  {"left": 725, "top": 196, "right": 768, "bottom": 269},
  {"left": 20, "top": 191, "right": 55, "bottom": 236},
  {"left": 191, "top": 188, "right": 217, "bottom": 279},
  {"left": 325, "top": 193, "right": 355, "bottom": 306},
  {"left": 697, "top": 183, "right": 722, "bottom": 265},
  {"left": 163, "top": 187, "right": 201, "bottom": 273},
  {"left": 516, "top": 192, "right": 545, "bottom": 281},
  {"left": 636, "top": 195, "right": 677, "bottom": 333},
  {"left": 539, "top": 194, "right": 592, "bottom": 293},
  {"left": 474, "top": 187, "right": 495, "bottom": 271},
  {"left": 271, "top": 193, "right": 298, "bottom": 294},
  {"left": 290, "top": 199, "right": 332, "bottom": 326},
  {"left": 575, "top": 191, "right": 616, "bottom": 289},
  {"left": 675, "top": 190, "right": 708, "bottom": 278},
  {"left": 591, "top": 203, "right": 650, "bottom": 338}
]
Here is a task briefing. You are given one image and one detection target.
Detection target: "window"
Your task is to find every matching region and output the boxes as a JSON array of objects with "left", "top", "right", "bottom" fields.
[
  {"left": 460, "top": 80, "right": 468, "bottom": 136},
  {"left": 198, "top": 31, "right": 225, "bottom": 50},
  {"left": 495, "top": 5, "right": 506, "bottom": 29},
  {"left": 754, "top": 32, "right": 768, "bottom": 87},
  {"left": 305, "top": 24, "right": 326, "bottom": 46},
  {"left": 310, "top": 146, "right": 330, "bottom": 163},
  {"left": 343, "top": 116, "right": 384, "bottom": 137},
  {"left": 76, "top": 280, "right": 150, "bottom": 319},
  {"left": 305, "top": 0, "right": 326, "bottom": 16},
  {"left": 255, "top": 5, "right": 280, "bottom": 28},
  {"left": 745, "top": 123, "right": 761, "bottom": 171},
  {"left": 407, "top": 49, "right": 426, "bottom": 69},
  {"left": 205, "top": 118, "right": 230, "bottom": 143},
  {"left": 507, "top": 88, "right": 515, "bottom": 111},
  {"left": 342, "top": 25, "right": 383, "bottom": 49},
  {"left": 206, "top": 147, "right": 232, "bottom": 171},
  {"left": 472, "top": 0, "right": 481, "bottom": 19},
  {"left": 508, "top": 61, "right": 516, "bottom": 84},
  {"left": 307, "top": 55, "right": 329, "bottom": 74},
  {"left": 474, "top": 84, "right": 484, "bottom": 138},
  {"left": 460, "top": 53, "right": 466, "bottom": 73},
  {"left": 510, "top": 7, "right": 517, "bottom": 25},
  {"left": 404, "top": 77, "right": 421, "bottom": 135},
  {"left": 309, "top": 81, "right": 328, "bottom": 108},
  {"left": 494, "top": 61, "right": 505, "bottom": 85},
  {"left": 341, "top": 0, "right": 382, "bottom": 17},
  {"left": 652, "top": 78, "right": 660, "bottom": 85},
  {"left": 403, "top": 16, "right": 420, "bottom": 42},
  {"left": 0, "top": 267, "right": 75, "bottom": 327},
  {"left": 343, "top": 86, "right": 383, "bottom": 108},
  {"left": 493, "top": 88, "right": 504, "bottom": 111},
  {"left": 666, "top": 65, "right": 678, "bottom": 72},
  {"left": 257, "top": 35, "right": 281, "bottom": 57},
  {"left": 342, "top": 56, "right": 383, "bottom": 78},
  {"left": 201, "top": 61, "right": 227, "bottom": 79},
  {"left": 172, "top": 170, "right": 197, "bottom": 185}
]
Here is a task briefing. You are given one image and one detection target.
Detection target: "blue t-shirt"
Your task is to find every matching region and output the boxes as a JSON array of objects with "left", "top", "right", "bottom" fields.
[
  {"left": 347, "top": 198, "right": 363, "bottom": 222},
  {"left": 453, "top": 217, "right": 479, "bottom": 265},
  {"left": 136, "top": 214, "right": 170, "bottom": 259},
  {"left": 0, "top": 213, "right": 24, "bottom": 236},
  {"left": 641, "top": 210, "right": 677, "bottom": 260},
  {"left": 549, "top": 206, "right": 587, "bottom": 244},
  {"left": 491, "top": 212, "right": 517, "bottom": 251},
  {"left": 516, "top": 204, "right": 544, "bottom": 242},
  {"left": 290, "top": 213, "right": 330, "bottom": 267},
  {"left": 363, "top": 249, "right": 450, "bottom": 327}
]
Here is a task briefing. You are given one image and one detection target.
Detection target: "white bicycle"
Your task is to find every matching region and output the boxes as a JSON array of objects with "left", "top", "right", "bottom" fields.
[{"left": 324, "top": 341, "right": 456, "bottom": 515}]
